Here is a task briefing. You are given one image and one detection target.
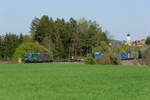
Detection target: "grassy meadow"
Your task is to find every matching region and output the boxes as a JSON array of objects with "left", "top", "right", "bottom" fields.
[{"left": 0, "top": 64, "right": 150, "bottom": 100}]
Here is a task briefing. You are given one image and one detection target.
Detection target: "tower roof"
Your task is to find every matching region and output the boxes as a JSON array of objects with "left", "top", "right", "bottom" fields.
[{"left": 127, "top": 34, "right": 130, "bottom": 36}]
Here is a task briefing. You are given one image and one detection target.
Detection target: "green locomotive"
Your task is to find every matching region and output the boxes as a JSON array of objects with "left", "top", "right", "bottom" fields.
[{"left": 24, "top": 52, "right": 51, "bottom": 63}]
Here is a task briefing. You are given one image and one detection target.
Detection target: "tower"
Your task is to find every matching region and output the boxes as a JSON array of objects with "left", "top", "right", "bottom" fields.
[{"left": 127, "top": 34, "right": 131, "bottom": 46}]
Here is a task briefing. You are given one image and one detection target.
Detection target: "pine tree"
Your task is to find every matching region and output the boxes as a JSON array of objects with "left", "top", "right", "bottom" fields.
[
  {"left": 34, "top": 15, "right": 50, "bottom": 43},
  {"left": 30, "top": 17, "right": 40, "bottom": 36}
]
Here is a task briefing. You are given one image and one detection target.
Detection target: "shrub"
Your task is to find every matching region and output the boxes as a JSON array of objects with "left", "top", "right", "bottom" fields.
[
  {"left": 146, "top": 37, "right": 150, "bottom": 45},
  {"left": 95, "top": 54, "right": 110, "bottom": 65},
  {"left": 142, "top": 47, "right": 150, "bottom": 66},
  {"left": 110, "top": 55, "right": 121, "bottom": 65},
  {"left": 13, "top": 42, "right": 49, "bottom": 61},
  {"left": 138, "top": 50, "right": 142, "bottom": 59},
  {"left": 95, "top": 54, "right": 121, "bottom": 65},
  {"left": 85, "top": 58, "right": 96, "bottom": 65}
]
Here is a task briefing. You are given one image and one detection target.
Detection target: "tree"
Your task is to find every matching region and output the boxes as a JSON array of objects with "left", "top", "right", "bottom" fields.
[
  {"left": 92, "top": 42, "right": 110, "bottom": 53},
  {"left": 30, "top": 17, "right": 40, "bottom": 36},
  {"left": 19, "top": 33, "right": 24, "bottom": 43},
  {"left": 146, "top": 36, "right": 150, "bottom": 45},
  {"left": 30, "top": 16, "right": 110, "bottom": 59},
  {"left": 0, "top": 33, "right": 25, "bottom": 60},
  {"left": 23, "top": 35, "right": 32, "bottom": 42},
  {"left": 34, "top": 15, "right": 50, "bottom": 43},
  {"left": 42, "top": 36, "right": 54, "bottom": 59},
  {"left": 3, "top": 33, "right": 21, "bottom": 58},
  {"left": 138, "top": 50, "right": 142, "bottom": 59},
  {"left": 0, "top": 36, "right": 3, "bottom": 59}
]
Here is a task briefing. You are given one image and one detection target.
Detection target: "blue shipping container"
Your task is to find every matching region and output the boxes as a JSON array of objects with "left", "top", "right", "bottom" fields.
[{"left": 94, "top": 52, "right": 104, "bottom": 59}]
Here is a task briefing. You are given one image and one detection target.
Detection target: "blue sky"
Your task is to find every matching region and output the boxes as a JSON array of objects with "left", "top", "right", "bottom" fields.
[{"left": 0, "top": 0, "right": 150, "bottom": 41}]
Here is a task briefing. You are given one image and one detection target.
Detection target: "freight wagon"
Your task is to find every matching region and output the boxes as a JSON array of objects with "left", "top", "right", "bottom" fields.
[{"left": 94, "top": 52, "right": 135, "bottom": 60}]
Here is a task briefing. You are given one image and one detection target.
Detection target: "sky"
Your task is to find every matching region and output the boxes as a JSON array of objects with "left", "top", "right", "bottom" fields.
[{"left": 0, "top": 0, "right": 150, "bottom": 41}]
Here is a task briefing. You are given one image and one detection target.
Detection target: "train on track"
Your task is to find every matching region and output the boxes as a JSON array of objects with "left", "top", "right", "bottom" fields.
[
  {"left": 24, "top": 52, "right": 135, "bottom": 63},
  {"left": 94, "top": 52, "right": 135, "bottom": 60},
  {"left": 24, "top": 52, "right": 83, "bottom": 63}
]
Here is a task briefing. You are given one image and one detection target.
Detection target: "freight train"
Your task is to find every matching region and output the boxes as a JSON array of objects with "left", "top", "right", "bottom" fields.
[
  {"left": 24, "top": 52, "right": 135, "bottom": 63},
  {"left": 94, "top": 52, "right": 135, "bottom": 60},
  {"left": 24, "top": 52, "right": 83, "bottom": 63}
]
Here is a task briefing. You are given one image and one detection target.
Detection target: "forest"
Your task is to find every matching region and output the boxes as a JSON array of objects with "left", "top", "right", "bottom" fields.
[{"left": 0, "top": 15, "right": 109, "bottom": 60}]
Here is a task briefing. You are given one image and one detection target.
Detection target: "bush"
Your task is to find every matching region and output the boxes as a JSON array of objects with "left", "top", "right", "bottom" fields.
[
  {"left": 13, "top": 42, "right": 49, "bottom": 61},
  {"left": 85, "top": 58, "right": 96, "bottom": 65},
  {"left": 138, "top": 50, "right": 142, "bottom": 59},
  {"left": 95, "top": 54, "right": 121, "bottom": 65},
  {"left": 142, "top": 47, "right": 150, "bottom": 66},
  {"left": 146, "top": 37, "right": 150, "bottom": 45},
  {"left": 110, "top": 55, "right": 121, "bottom": 65}
]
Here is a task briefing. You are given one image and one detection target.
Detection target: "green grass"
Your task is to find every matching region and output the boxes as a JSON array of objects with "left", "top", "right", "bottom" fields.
[{"left": 0, "top": 64, "right": 150, "bottom": 100}]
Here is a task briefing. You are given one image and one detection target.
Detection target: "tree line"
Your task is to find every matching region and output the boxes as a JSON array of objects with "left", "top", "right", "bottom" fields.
[
  {"left": 0, "top": 33, "right": 23, "bottom": 59},
  {"left": 0, "top": 15, "right": 110, "bottom": 60},
  {"left": 30, "top": 15, "right": 109, "bottom": 59}
]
